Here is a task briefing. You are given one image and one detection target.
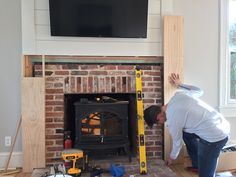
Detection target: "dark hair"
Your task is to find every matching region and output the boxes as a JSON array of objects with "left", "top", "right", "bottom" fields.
[{"left": 144, "top": 105, "right": 162, "bottom": 127}]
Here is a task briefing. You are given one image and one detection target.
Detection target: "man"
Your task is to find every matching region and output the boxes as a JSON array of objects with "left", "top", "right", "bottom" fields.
[{"left": 144, "top": 73, "right": 230, "bottom": 177}]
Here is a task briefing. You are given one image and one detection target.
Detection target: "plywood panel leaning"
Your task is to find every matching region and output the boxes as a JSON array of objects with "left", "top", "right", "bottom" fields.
[
  {"left": 163, "top": 16, "right": 184, "bottom": 162},
  {"left": 21, "top": 78, "right": 45, "bottom": 172}
]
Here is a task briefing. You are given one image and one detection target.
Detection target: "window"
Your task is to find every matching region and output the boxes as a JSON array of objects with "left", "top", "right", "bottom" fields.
[{"left": 219, "top": 0, "right": 236, "bottom": 117}]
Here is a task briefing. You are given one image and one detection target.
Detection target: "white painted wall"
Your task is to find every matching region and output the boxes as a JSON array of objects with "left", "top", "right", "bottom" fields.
[
  {"left": 0, "top": 0, "right": 22, "bottom": 168},
  {"left": 173, "top": 0, "right": 236, "bottom": 140},
  {"left": 22, "top": 0, "right": 162, "bottom": 56}
]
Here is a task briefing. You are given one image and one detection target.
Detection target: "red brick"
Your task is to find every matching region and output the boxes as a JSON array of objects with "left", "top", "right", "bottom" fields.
[
  {"left": 88, "top": 77, "right": 93, "bottom": 93},
  {"left": 46, "top": 107, "right": 53, "bottom": 112},
  {"left": 116, "top": 77, "right": 121, "bottom": 92},
  {"left": 46, "top": 118, "right": 53, "bottom": 123},
  {"left": 46, "top": 65, "right": 61, "bottom": 70},
  {"left": 117, "top": 65, "right": 134, "bottom": 70},
  {"left": 46, "top": 123, "right": 64, "bottom": 129},
  {"left": 55, "top": 140, "right": 63, "bottom": 145},
  {"left": 89, "top": 71, "right": 108, "bottom": 75},
  {"left": 55, "top": 71, "right": 69, "bottom": 75},
  {"left": 122, "top": 77, "right": 127, "bottom": 92},
  {"left": 70, "top": 77, "right": 76, "bottom": 93},
  {"left": 46, "top": 89, "right": 64, "bottom": 94},
  {"left": 46, "top": 95, "right": 54, "bottom": 100},
  {"left": 71, "top": 71, "right": 88, "bottom": 75},
  {"left": 82, "top": 77, "right": 88, "bottom": 93},
  {"left": 53, "top": 118, "right": 64, "bottom": 122},
  {"left": 94, "top": 77, "right": 98, "bottom": 92},
  {"left": 46, "top": 101, "right": 64, "bottom": 106},
  {"left": 143, "top": 99, "right": 155, "bottom": 104},
  {"left": 54, "top": 83, "right": 63, "bottom": 88},
  {"left": 77, "top": 77, "right": 82, "bottom": 92},
  {"left": 46, "top": 153, "right": 55, "bottom": 157},
  {"left": 54, "top": 106, "right": 64, "bottom": 112},
  {"left": 99, "top": 77, "right": 105, "bottom": 93},
  {"left": 46, "top": 134, "right": 64, "bottom": 139},
  {"left": 80, "top": 65, "right": 98, "bottom": 70},
  {"left": 55, "top": 95, "right": 64, "bottom": 100},
  {"left": 47, "top": 146, "right": 63, "bottom": 152},
  {"left": 46, "top": 141, "right": 54, "bottom": 146},
  {"left": 102, "top": 65, "right": 117, "bottom": 70},
  {"left": 143, "top": 71, "right": 161, "bottom": 76}
]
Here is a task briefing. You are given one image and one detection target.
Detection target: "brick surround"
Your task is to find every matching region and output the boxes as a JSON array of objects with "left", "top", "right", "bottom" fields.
[{"left": 33, "top": 57, "right": 164, "bottom": 165}]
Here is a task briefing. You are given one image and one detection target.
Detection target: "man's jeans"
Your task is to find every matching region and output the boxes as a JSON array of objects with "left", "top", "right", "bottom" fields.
[{"left": 183, "top": 131, "right": 228, "bottom": 177}]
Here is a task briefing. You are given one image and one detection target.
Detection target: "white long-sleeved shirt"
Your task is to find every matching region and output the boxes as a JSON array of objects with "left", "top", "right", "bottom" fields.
[{"left": 166, "top": 84, "right": 230, "bottom": 160}]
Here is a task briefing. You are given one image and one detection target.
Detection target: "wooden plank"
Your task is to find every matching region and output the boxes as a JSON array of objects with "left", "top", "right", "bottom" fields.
[
  {"left": 21, "top": 78, "right": 45, "bottom": 172},
  {"left": 163, "top": 16, "right": 184, "bottom": 162},
  {"left": 23, "top": 56, "right": 33, "bottom": 77}
]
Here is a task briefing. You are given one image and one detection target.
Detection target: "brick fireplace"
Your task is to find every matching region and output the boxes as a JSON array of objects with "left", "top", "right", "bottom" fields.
[{"left": 32, "top": 56, "right": 164, "bottom": 165}]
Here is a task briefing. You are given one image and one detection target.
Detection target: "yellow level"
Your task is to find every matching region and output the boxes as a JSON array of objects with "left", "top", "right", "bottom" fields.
[{"left": 135, "top": 67, "right": 147, "bottom": 174}]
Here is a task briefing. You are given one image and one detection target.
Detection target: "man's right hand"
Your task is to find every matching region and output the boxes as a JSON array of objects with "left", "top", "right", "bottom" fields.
[{"left": 169, "top": 73, "right": 181, "bottom": 88}]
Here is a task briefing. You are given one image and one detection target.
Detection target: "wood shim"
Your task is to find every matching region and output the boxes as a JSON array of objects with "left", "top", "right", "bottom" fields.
[
  {"left": 163, "top": 16, "right": 184, "bottom": 162},
  {"left": 21, "top": 78, "right": 46, "bottom": 172}
]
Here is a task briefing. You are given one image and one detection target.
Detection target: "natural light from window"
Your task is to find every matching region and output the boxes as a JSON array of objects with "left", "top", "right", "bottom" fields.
[{"left": 229, "top": 0, "right": 236, "bottom": 99}]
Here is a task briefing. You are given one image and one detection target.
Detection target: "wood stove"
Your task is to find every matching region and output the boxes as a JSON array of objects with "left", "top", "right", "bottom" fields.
[{"left": 74, "top": 98, "right": 130, "bottom": 158}]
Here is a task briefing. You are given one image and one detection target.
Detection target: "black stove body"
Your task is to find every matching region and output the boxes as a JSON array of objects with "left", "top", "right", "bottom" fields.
[{"left": 74, "top": 100, "right": 130, "bottom": 158}]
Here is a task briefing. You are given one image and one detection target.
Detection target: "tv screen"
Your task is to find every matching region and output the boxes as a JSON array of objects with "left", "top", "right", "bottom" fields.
[{"left": 49, "top": 0, "right": 148, "bottom": 38}]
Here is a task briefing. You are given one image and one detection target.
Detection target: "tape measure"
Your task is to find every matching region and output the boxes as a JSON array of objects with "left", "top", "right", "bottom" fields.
[{"left": 135, "top": 67, "right": 147, "bottom": 174}]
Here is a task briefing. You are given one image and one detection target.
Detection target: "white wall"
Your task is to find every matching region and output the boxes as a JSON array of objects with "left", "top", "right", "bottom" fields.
[
  {"left": 22, "top": 0, "right": 162, "bottom": 56},
  {"left": 0, "top": 0, "right": 22, "bottom": 167},
  {"left": 173, "top": 0, "right": 219, "bottom": 107},
  {"left": 173, "top": 0, "right": 236, "bottom": 140}
]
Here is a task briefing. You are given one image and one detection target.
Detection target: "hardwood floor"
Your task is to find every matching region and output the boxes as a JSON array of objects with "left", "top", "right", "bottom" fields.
[
  {"left": 170, "top": 164, "right": 198, "bottom": 177},
  {"left": 2, "top": 166, "right": 195, "bottom": 177},
  {"left": 3, "top": 166, "right": 235, "bottom": 177}
]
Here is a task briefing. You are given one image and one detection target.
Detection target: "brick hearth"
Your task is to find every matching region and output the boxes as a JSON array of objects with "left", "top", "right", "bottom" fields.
[{"left": 33, "top": 57, "right": 164, "bottom": 165}]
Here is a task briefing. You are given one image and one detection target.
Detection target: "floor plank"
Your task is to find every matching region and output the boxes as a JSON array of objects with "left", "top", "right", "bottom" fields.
[{"left": 170, "top": 164, "right": 198, "bottom": 177}]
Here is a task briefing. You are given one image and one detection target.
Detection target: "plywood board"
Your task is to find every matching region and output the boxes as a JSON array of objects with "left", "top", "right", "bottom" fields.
[
  {"left": 21, "top": 78, "right": 45, "bottom": 172},
  {"left": 163, "top": 16, "right": 184, "bottom": 162}
]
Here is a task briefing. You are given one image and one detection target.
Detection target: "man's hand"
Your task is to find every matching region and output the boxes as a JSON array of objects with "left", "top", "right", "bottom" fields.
[
  {"left": 169, "top": 73, "right": 181, "bottom": 88},
  {"left": 166, "top": 157, "right": 174, "bottom": 166}
]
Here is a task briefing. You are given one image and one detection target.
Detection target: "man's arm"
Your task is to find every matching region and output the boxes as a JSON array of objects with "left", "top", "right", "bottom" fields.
[{"left": 169, "top": 73, "right": 203, "bottom": 98}]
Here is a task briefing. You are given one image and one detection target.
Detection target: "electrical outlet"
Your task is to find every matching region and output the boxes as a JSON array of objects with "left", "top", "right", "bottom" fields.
[{"left": 5, "top": 136, "right": 11, "bottom": 147}]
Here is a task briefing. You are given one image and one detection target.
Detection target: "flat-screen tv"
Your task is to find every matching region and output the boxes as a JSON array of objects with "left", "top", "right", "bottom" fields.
[{"left": 49, "top": 0, "right": 148, "bottom": 38}]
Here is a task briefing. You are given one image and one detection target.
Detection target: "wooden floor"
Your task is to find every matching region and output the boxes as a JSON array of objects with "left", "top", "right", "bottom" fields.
[
  {"left": 1, "top": 165, "right": 196, "bottom": 177},
  {"left": 170, "top": 164, "right": 198, "bottom": 177},
  {"left": 3, "top": 166, "right": 235, "bottom": 177}
]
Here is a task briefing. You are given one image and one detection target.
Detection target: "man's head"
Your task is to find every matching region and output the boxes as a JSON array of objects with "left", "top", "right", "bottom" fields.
[{"left": 144, "top": 105, "right": 166, "bottom": 127}]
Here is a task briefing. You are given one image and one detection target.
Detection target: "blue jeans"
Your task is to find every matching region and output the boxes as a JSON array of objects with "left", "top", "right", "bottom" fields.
[{"left": 183, "top": 132, "right": 228, "bottom": 177}]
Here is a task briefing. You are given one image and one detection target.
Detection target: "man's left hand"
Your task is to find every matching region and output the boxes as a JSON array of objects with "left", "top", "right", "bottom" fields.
[{"left": 166, "top": 157, "right": 174, "bottom": 166}]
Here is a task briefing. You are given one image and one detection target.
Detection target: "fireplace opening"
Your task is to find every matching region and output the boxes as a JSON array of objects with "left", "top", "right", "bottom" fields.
[{"left": 64, "top": 93, "right": 137, "bottom": 159}]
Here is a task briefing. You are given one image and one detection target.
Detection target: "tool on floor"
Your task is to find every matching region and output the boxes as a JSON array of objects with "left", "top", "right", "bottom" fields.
[
  {"left": 61, "top": 149, "right": 84, "bottom": 176},
  {"left": 135, "top": 67, "right": 147, "bottom": 174}
]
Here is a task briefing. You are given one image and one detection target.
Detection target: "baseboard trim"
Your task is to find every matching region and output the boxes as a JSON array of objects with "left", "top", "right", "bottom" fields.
[{"left": 0, "top": 152, "right": 22, "bottom": 169}]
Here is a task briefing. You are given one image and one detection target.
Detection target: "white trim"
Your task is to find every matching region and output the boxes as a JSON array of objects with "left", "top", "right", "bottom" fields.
[
  {"left": 0, "top": 152, "right": 22, "bottom": 169},
  {"left": 219, "top": 106, "right": 236, "bottom": 118},
  {"left": 219, "top": 0, "right": 229, "bottom": 107},
  {"left": 218, "top": 0, "right": 236, "bottom": 116},
  {"left": 21, "top": 0, "right": 36, "bottom": 54},
  {"left": 161, "top": 0, "right": 173, "bottom": 16}
]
